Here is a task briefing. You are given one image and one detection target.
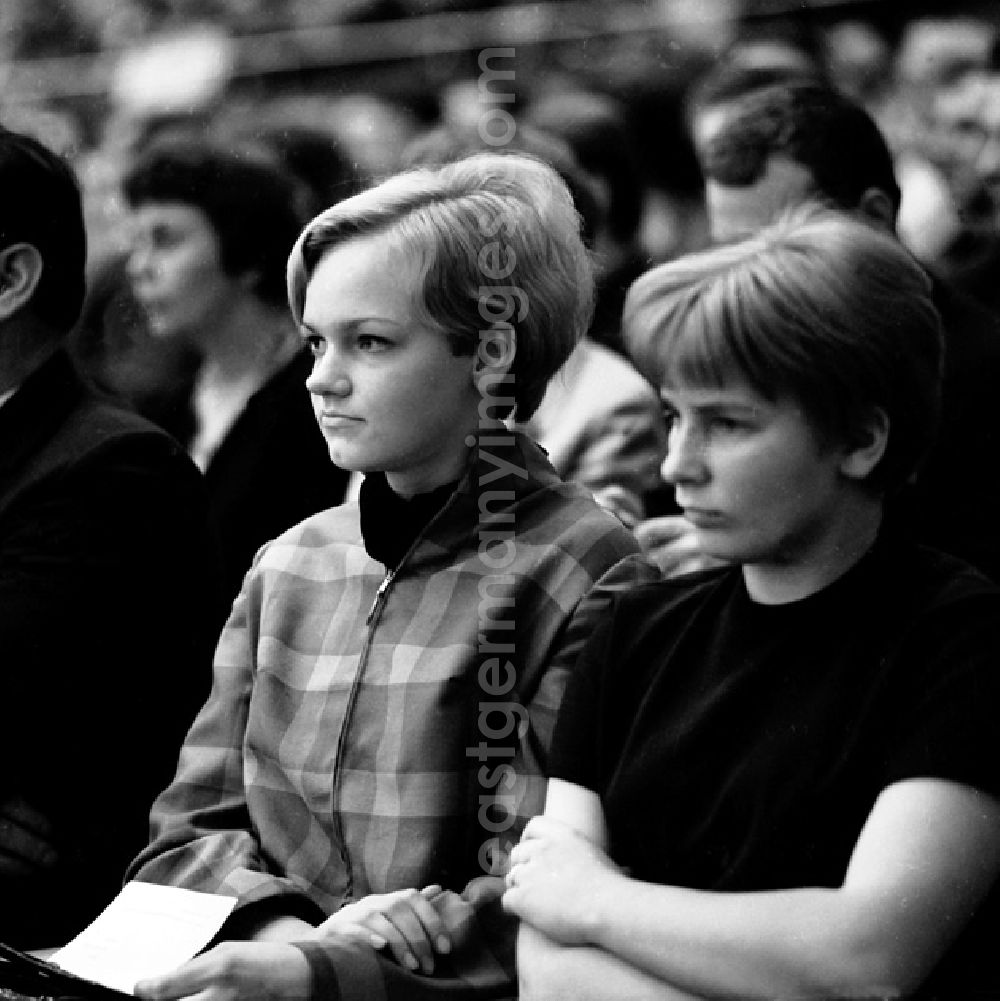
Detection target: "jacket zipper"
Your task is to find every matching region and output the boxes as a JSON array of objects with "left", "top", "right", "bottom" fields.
[
  {"left": 329, "top": 482, "right": 466, "bottom": 895},
  {"left": 328, "top": 565, "right": 401, "bottom": 894},
  {"left": 366, "top": 569, "right": 396, "bottom": 626}
]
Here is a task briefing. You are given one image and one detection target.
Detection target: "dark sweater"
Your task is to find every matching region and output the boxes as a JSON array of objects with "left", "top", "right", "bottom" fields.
[{"left": 552, "top": 534, "right": 1000, "bottom": 1000}]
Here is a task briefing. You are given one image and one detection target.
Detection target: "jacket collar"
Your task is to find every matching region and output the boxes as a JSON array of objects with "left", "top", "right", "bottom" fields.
[
  {"left": 359, "top": 472, "right": 461, "bottom": 570},
  {"left": 372, "top": 427, "right": 560, "bottom": 573},
  {"left": 0, "top": 350, "right": 84, "bottom": 479}
]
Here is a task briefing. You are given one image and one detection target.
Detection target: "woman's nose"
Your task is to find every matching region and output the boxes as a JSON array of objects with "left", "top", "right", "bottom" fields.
[
  {"left": 659, "top": 423, "right": 707, "bottom": 486},
  {"left": 306, "top": 352, "right": 351, "bottom": 398}
]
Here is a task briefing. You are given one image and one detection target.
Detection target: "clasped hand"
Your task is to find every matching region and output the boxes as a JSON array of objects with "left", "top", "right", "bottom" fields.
[
  {"left": 135, "top": 885, "right": 456, "bottom": 1001},
  {"left": 501, "top": 815, "right": 622, "bottom": 944},
  {"left": 316, "top": 884, "right": 452, "bottom": 975}
]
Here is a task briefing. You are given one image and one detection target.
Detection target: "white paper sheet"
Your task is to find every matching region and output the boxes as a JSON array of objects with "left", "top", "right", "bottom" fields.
[{"left": 51, "top": 882, "right": 237, "bottom": 995}]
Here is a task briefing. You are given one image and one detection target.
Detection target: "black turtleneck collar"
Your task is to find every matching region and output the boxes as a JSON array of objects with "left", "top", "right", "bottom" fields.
[{"left": 359, "top": 472, "right": 460, "bottom": 571}]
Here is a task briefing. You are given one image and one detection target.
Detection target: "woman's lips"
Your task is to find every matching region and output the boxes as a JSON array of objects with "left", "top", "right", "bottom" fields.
[
  {"left": 319, "top": 412, "right": 363, "bottom": 429},
  {"left": 681, "top": 507, "right": 726, "bottom": 527}
]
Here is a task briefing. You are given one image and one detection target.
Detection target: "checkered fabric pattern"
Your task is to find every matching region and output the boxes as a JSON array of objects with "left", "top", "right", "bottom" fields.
[{"left": 128, "top": 432, "right": 639, "bottom": 999}]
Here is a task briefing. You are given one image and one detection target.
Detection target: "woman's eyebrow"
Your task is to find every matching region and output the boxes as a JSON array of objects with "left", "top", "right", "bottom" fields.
[
  {"left": 660, "top": 390, "right": 759, "bottom": 412},
  {"left": 299, "top": 316, "right": 404, "bottom": 333}
]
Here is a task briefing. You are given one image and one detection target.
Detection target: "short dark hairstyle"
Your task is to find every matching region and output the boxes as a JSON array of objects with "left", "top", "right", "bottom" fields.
[
  {"left": 684, "top": 61, "right": 821, "bottom": 138},
  {"left": 699, "top": 81, "right": 902, "bottom": 218},
  {"left": 234, "top": 123, "right": 361, "bottom": 218},
  {"left": 122, "top": 138, "right": 305, "bottom": 309},
  {"left": 0, "top": 127, "right": 86, "bottom": 334},
  {"left": 624, "top": 208, "right": 942, "bottom": 493}
]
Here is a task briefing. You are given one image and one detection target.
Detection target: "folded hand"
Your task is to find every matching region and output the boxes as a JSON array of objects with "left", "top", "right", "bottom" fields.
[
  {"left": 502, "top": 816, "right": 623, "bottom": 945},
  {"left": 315, "top": 886, "right": 451, "bottom": 975}
]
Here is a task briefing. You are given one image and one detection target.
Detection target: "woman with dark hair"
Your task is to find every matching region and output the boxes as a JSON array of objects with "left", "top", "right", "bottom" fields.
[{"left": 123, "top": 137, "right": 348, "bottom": 606}]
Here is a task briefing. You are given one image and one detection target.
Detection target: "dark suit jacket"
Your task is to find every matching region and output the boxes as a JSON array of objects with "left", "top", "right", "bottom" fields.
[{"left": 0, "top": 350, "right": 220, "bottom": 947}]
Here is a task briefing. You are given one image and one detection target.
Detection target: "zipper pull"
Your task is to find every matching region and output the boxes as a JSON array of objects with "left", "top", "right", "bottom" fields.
[{"left": 367, "top": 571, "right": 394, "bottom": 625}]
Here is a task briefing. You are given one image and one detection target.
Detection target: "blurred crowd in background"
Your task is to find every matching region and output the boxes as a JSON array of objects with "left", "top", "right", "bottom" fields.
[{"left": 3, "top": 0, "right": 1000, "bottom": 432}]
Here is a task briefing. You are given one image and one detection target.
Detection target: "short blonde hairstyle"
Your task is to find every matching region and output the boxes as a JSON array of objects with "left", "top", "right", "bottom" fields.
[
  {"left": 287, "top": 152, "right": 593, "bottom": 420},
  {"left": 623, "top": 207, "right": 943, "bottom": 491}
]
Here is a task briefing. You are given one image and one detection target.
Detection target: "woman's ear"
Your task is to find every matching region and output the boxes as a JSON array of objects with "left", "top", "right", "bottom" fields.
[
  {"left": 0, "top": 243, "right": 44, "bottom": 321},
  {"left": 839, "top": 407, "right": 890, "bottom": 480},
  {"left": 473, "top": 322, "right": 516, "bottom": 395}
]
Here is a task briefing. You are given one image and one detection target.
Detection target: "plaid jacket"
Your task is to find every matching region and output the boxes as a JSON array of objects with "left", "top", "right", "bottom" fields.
[{"left": 129, "top": 431, "right": 639, "bottom": 999}]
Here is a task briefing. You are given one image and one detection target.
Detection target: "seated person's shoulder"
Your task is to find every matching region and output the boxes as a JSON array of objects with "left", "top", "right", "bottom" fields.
[
  {"left": 11, "top": 397, "right": 203, "bottom": 519},
  {"left": 522, "top": 474, "right": 642, "bottom": 563},
  {"left": 252, "top": 500, "right": 363, "bottom": 565},
  {"left": 619, "top": 557, "right": 731, "bottom": 606},
  {"left": 843, "top": 540, "right": 1000, "bottom": 687},
  {"left": 50, "top": 393, "right": 193, "bottom": 471},
  {"left": 578, "top": 552, "right": 732, "bottom": 624}
]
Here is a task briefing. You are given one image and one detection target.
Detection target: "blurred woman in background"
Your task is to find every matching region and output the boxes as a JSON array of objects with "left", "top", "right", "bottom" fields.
[{"left": 123, "top": 137, "right": 348, "bottom": 607}]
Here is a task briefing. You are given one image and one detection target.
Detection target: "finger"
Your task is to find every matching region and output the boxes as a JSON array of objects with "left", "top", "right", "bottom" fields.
[
  {"left": 316, "top": 895, "right": 384, "bottom": 936},
  {"left": 504, "top": 861, "right": 520, "bottom": 889},
  {"left": 673, "top": 556, "right": 709, "bottom": 577},
  {"left": 134, "top": 974, "right": 181, "bottom": 999},
  {"left": 361, "top": 912, "right": 423, "bottom": 973},
  {"left": 500, "top": 884, "right": 523, "bottom": 916},
  {"left": 649, "top": 540, "right": 703, "bottom": 576},
  {"left": 134, "top": 948, "right": 227, "bottom": 1000},
  {"left": 508, "top": 841, "right": 527, "bottom": 866},
  {"left": 661, "top": 533, "right": 700, "bottom": 557},
  {"left": 134, "top": 969, "right": 198, "bottom": 1000},
  {"left": 322, "top": 920, "right": 386, "bottom": 951},
  {"left": 136, "top": 985, "right": 213, "bottom": 1001},
  {"left": 377, "top": 896, "right": 442, "bottom": 973},
  {"left": 518, "top": 815, "right": 544, "bottom": 840},
  {"left": 390, "top": 890, "right": 451, "bottom": 957},
  {"left": 134, "top": 981, "right": 212, "bottom": 1001},
  {"left": 634, "top": 516, "right": 689, "bottom": 548}
]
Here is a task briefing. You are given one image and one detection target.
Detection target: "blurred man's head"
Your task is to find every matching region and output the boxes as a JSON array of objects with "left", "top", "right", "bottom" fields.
[
  {"left": 697, "top": 81, "right": 900, "bottom": 243},
  {"left": 933, "top": 70, "right": 1000, "bottom": 228},
  {"left": 0, "top": 127, "right": 86, "bottom": 339},
  {"left": 685, "top": 61, "right": 820, "bottom": 152}
]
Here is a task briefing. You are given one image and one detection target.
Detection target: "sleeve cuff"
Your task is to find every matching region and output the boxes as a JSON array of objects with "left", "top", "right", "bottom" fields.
[{"left": 220, "top": 895, "right": 325, "bottom": 940}]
